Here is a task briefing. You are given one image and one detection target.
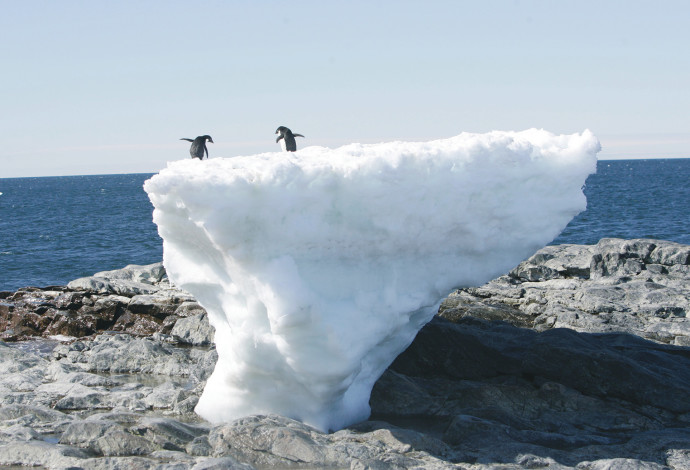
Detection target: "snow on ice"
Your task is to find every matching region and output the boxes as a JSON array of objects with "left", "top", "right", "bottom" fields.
[{"left": 144, "top": 129, "right": 600, "bottom": 432}]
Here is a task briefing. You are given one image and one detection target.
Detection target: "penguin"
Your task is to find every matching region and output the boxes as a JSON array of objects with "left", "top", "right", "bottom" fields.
[
  {"left": 180, "top": 135, "right": 213, "bottom": 160},
  {"left": 275, "top": 126, "right": 304, "bottom": 152}
]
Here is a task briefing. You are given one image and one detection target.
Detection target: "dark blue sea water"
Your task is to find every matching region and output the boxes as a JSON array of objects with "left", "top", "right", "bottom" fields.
[
  {"left": 552, "top": 158, "right": 689, "bottom": 246},
  {"left": 0, "top": 174, "right": 162, "bottom": 291},
  {"left": 1, "top": 159, "right": 688, "bottom": 291}
]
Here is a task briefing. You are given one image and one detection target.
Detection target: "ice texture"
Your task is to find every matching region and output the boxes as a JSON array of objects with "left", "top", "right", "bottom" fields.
[{"left": 144, "top": 129, "right": 600, "bottom": 432}]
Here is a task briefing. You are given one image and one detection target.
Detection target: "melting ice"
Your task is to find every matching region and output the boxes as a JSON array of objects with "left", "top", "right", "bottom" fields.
[{"left": 144, "top": 129, "right": 600, "bottom": 432}]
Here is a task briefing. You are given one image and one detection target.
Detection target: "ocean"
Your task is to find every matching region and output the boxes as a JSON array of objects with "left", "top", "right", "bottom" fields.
[{"left": 1, "top": 159, "right": 688, "bottom": 292}]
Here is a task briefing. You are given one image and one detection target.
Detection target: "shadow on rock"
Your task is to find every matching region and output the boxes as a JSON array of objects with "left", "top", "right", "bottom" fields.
[{"left": 370, "top": 315, "right": 690, "bottom": 467}]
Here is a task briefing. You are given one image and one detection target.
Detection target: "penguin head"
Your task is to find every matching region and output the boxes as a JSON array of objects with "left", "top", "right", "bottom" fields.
[
  {"left": 275, "top": 126, "right": 289, "bottom": 136},
  {"left": 201, "top": 135, "right": 214, "bottom": 144}
]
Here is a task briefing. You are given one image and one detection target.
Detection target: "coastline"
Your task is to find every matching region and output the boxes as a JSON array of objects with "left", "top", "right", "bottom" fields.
[{"left": 1, "top": 238, "right": 689, "bottom": 469}]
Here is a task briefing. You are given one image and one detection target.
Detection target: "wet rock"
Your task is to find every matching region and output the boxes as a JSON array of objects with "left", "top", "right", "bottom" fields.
[
  {"left": 111, "top": 311, "right": 162, "bottom": 335},
  {"left": 54, "top": 291, "right": 84, "bottom": 310},
  {"left": 1, "top": 262, "right": 201, "bottom": 341},
  {"left": 0, "top": 306, "right": 52, "bottom": 339},
  {"left": 83, "top": 295, "right": 129, "bottom": 325},
  {"left": 128, "top": 294, "right": 179, "bottom": 318},
  {"left": 43, "top": 310, "right": 101, "bottom": 337}
]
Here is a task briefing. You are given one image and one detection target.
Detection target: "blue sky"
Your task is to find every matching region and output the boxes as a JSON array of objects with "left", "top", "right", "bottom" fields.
[{"left": 2, "top": 0, "right": 689, "bottom": 177}]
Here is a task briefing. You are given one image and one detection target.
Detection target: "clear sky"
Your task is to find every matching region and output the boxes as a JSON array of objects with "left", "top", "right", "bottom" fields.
[{"left": 2, "top": 0, "right": 689, "bottom": 178}]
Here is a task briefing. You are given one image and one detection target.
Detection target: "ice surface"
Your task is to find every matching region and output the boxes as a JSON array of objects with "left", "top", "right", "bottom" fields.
[{"left": 144, "top": 129, "right": 600, "bottom": 432}]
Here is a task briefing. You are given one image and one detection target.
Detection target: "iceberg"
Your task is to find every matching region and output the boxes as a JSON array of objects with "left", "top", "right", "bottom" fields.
[{"left": 144, "top": 129, "right": 600, "bottom": 432}]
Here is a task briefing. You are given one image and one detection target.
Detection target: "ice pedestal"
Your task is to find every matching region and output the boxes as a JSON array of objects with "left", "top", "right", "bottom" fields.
[{"left": 144, "top": 129, "right": 599, "bottom": 432}]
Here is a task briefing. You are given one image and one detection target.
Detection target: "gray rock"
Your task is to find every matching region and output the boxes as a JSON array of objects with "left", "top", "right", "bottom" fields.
[
  {"left": 2, "top": 366, "right": 44, "bottom": 392},
  {"left": 186, "top": 435, "right": 213, "bottom": 457},
  {"left": 132, "top": 417, "right": 209, "bottom": 451},
  {"left": 64, "top": 333, "right": 200, "bottom": 376},
  {"left": 511, "top": 243, "right": 595, "bottom": 281},
  {"left": 38, "top": 381, "right": 110, "bottom": 411},
  {"left": 0, "top": 404, "right": 71, "bottom": 425},
  {"left": 76, "top": 456, "right": 159, "bottom": 470},
  {"left": 171, "top": 312, "right": 215, "bottom": 346},
  {"left": 441, "top": 238, "right": 690, "bottom": 344},
  {"left": 0, "top": 340, "right": 47, "bottom": 374},
  {"left": 175, "top": 301, "right": 208, "bottom": 318},
  {"left": 85, "top": 411, "right": 145, "bottom": 425},
  {"left": 68, "top": 276, "right": 163, "bottom": 296},
  {"left": 191, "top": 456, "right": 255, "bottom": 469},
  {"left": 591, "top": 239, "right": 690, "bottom": 278},
  {"left": 128, "top": 294, "right": 180, "bottom": 318},
  {"left": 666, "top": 449, "right": 690, "bottom": 470},
  {"left": 576, "top": 458, "right": 668, "bottom": 470},
  {"left": 0, "top": 424, "right": 41, "bottom": 443},
  {"left": 208, "top": 415, "right": 454, "bottom": 469},
  {"left": 173, "top": 395, "right": 200, "bottom": 414},
  {"left": 60, "top": 419, "right": 158, "bottom": 456},
  {"left": 188, "top": 348, "right": 218, "bottom": 386},
  {"left": 375, "top": 314, "right": 690, "bottom": 467},
  {"left": 0, "top": 440, "right": 89, "bottom": 468},
  {"left": 143, "top": 382, "right": 187, "bottom": 410},
  {"left": 59, "top": 419, "right": 118, "bottom": 446},
  {"left": 2, "top": 239, "right": 689, "bottom": 469},
  {"left": 208, "top": 415, "right": 328, "bottom": 467},
  {"left": 93, "top": 427, "right": 158, "bottom": 456},
  {"left": 93, "top": 263, "right": 166, "bottom": 285},
  {"left": 150, "top": 449, "right": 198, "bottom": 467},
  {"left": 66, "top": 262, "right": 195, "bottom": 300}
]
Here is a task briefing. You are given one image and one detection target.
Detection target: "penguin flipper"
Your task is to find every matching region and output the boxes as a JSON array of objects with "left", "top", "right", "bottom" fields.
[
  {"left": 293, "top": 134, "right": 305, "bottom": 138},
  {"left": 180, "top": 138, "right": 194, "bottom": 142},
  {"left": 276, "top": 136, "right": 284, "bottom": 143}
]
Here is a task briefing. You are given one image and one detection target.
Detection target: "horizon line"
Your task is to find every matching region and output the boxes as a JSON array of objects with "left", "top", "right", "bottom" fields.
[{"left": 1, "top": 155, "right": 689, "bottom": 180}]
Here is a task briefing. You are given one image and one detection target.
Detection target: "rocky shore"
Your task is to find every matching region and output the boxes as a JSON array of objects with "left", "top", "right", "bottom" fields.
[{"left": 1, "top": 238, "right": 689, "bottom": 469}]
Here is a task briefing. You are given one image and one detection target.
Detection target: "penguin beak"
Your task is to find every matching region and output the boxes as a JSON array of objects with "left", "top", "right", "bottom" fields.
[{"left": 208, "top": 138, "right": 214, "bottom": 144}]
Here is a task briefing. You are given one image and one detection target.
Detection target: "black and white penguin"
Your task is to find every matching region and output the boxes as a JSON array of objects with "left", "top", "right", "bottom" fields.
[
  {"left": 275, "top": 126, "right": 304, "bottom": 152},
  {"left": 180, "top": 135, "right": 214, "bottom": 160}
]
